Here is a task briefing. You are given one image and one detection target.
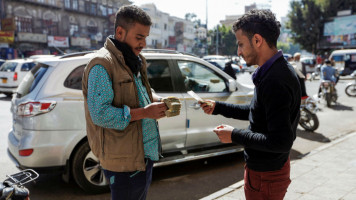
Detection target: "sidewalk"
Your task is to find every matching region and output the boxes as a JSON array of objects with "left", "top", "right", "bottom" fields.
[{"left": 201, "top": 131, "right": 356, "bottom": 200}]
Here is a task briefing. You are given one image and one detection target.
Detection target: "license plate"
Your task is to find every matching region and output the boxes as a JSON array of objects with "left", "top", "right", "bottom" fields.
[{"left": 1, "top": 78, "right": 7, "bottom": 83}]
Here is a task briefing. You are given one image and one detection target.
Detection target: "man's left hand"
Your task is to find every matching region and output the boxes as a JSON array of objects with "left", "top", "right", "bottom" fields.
[{"left": 213, "top": 124, "right": 234, "bottom": 143}]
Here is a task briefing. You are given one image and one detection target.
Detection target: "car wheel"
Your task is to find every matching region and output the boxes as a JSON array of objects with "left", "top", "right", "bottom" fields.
[{"left": 71, "top": 141, "right": 109, "bottom": 194}]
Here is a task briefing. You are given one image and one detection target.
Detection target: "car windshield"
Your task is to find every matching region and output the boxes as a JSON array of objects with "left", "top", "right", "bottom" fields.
[
  {"left": 0, "top": 62, "right": 17, "bottom": 72},
  {"left": 16, "top": 63, "right": 49, "bottom": 98}
]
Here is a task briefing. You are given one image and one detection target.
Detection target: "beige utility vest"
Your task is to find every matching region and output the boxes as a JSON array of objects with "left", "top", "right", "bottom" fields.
[{"left": 82, "top": 38, "right": 153, "bottom": 172}]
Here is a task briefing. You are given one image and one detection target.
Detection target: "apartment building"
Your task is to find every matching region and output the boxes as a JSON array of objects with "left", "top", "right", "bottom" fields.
[{"left": 0, "top": 0, "right": 130, "bottom": 59}]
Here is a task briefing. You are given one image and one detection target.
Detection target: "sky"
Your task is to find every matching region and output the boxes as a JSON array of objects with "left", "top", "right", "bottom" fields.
[{"left": 131, "top": 0, "right": 292, "bottom": 29}]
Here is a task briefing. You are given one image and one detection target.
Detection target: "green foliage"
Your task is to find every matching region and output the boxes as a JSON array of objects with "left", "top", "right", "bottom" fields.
[
  {"left": 277, "top": 42, "right": 290, "bottom": 53},
  {"left": 288, "top": 0, "right": 324, "bottom": 53},
  {"left": 288, "top": 0, "right": 356, "bottom": 53},
  {"left": 207, "top": 25, "right": 237, "bottom": 56}
]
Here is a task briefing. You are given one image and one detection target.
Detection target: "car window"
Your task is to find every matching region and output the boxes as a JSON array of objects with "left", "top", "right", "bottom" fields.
[
  {"left": 64, "top": 65, "right": 86, "bottom": 90},
  {"left": 17, "top": 63, "right": 49, "bottom": 98},
  {"left": 0, "top": 62, "right": 17, "bottom": 72},
  {"left": 332, "top": 55, "right": 344, "bottom": 62},
  {"left": 146, "top": 60, "right": 173, "bottom": 92},
  {"left": 177, "top": 61, "right": 227, "bottom": 93},
  {"left": 21, "top": 62, "right": 36, "bottom": 71}
]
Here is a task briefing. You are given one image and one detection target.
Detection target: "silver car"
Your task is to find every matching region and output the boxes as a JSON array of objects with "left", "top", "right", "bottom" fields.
[{"left": 7, "top": 50, "right": 253, "bottom": 193}]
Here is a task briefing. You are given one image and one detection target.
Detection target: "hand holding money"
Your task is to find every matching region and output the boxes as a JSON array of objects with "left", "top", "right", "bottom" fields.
[{"left": 162, "top": 96, "right": 181, "bottom": 117}]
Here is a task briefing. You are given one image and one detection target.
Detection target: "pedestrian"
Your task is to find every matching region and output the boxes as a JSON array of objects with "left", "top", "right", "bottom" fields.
[
  {"left": 293, "top": 52, "right": 309, "bottom": 104},
  {"left": 200, "top": 9, "right": 301, "bottom": 200},
  {"left": 82, "top": 5, "right": 180, "bottom": 200},
  {"left": 223, "top": 60, "right": 237, "bottom": 79}
]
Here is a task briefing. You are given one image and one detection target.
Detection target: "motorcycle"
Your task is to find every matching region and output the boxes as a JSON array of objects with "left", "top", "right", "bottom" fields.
[
  {"left": 345, "top": 70, "right": 356, "bottom": 97},
  {"left": 299, "top": 96, "right": 319, "bottom": 132},
  {"left": 0, "top": 169, "right": 38, "bottom": 200},
  {"left": 310, "top": 64, "right": 322, "bottom": 81},
  {"left": 319, "top": 80, "right": 337, "bottom": 107}
]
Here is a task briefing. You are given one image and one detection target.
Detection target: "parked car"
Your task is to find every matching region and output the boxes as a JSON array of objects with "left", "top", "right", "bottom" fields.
[
  {"left": 329, "top": 49, "right": 356, "bottom": 76},
  {"left": 0, "top": 58, "right": 36, "bottom": 97},
  {"left": 202, "top": 55, "right": 227, "bottom": 61},
  {"left": 239, "top": 57, "right": 258, "bottom": 74},
  {"left": 8, "top": 50, "right": 254, "bottom": 193},
  {"left": 207, "top": 59, "right": 240, "bottom": 73}
]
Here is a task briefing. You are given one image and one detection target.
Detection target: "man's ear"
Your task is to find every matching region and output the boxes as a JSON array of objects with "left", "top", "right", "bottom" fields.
[
  {"left": 115, "top": 26, "right": 125, "bottom": 41},
  {"left": 253, "top": 34, "right": 263, "bottom": 47}
]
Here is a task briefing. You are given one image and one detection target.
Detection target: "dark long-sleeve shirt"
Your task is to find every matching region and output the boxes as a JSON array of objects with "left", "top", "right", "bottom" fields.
[{"left": 213, "top": 54, "right": 301, "bottom": 171}]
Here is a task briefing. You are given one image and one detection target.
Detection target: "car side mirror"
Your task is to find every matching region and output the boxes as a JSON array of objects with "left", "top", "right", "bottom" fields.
[{"left": 228, "top": 79, "right": 237, "bottom": 92}]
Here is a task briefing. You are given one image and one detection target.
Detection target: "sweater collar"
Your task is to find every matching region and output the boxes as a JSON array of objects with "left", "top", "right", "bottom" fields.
[{"left": 252, "top": 50, "right": 283, "bottom": 86}]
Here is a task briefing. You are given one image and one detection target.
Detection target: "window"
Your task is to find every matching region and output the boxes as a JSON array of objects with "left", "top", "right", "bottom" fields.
[
  {"left": 177, "top": 61, "right": 226, "bottom": 93},
  {"left": 108, "top": 7, "right": 113, "bottom": 15},
  {"left": 64, "top": 65, "right": 85, "bottom": 90},
  {"left": 72, "top": 0, "right": 78, "bottom": 10},
  {"left": 90, "top": 3, "right": 97, "bottom": 15},
  {"left": 15, "top": 17, "right": 32, "bottom": 33},
  {"left": 17, "top": 63, "right": 49, "bottom": 98},
  {"left": 21, "top": 63, "right": 36, "bottom": 71},
  {"left": 99, "top": 4, "right": 107, "bottom": 16},
  {"left": 43, "top": 19, "right": 58, "bottom": 35},
  {"left": 146, "top": 60, "right": 173, "bottom": 92},
  {"left": 64, "top": 0, "right": 70, "bottom": 8},
  {"left": 0, "top": 62, "right": 17, "bottom": 72},
  {"left": 85, "top": 1, "right": 91, "bottom": 13},
  {"left": 70, "top": 24, "right": 79, "bottom": 36}
]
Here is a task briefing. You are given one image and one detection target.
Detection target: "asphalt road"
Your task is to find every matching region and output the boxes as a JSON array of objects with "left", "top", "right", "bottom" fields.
[{"left": 0, "top": 72, "right": 355, "bottom": 200}]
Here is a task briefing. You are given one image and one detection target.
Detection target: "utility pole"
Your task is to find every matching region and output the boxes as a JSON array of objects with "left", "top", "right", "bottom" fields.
[
  {"left": 216, "top": 25, "right": 219, "bottom": 55},
  {"left": 206, "top": 0, "right": 208, "bottom": 29}
]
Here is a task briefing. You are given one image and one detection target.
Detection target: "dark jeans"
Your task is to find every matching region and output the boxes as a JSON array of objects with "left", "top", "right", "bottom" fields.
[
  {"left": 103, "top": 158, "right": 153, "bottom": 200},
  {"left": 244, "top": 158, "right": 291, "bottom": 200}
]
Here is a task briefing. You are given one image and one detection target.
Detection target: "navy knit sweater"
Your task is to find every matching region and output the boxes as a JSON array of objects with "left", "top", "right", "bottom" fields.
[{"left": 213, "top": 56, "right": 301, "bottom": 171}]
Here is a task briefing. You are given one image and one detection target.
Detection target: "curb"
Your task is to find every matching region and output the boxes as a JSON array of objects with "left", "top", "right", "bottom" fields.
[{"left": 200, "top": 131, "right": 356, "bottom": 200}]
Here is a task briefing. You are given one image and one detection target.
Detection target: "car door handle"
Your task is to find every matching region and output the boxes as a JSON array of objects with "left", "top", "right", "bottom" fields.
[{"left": 189, "top": 102, "right": 201, "bottom": 110}]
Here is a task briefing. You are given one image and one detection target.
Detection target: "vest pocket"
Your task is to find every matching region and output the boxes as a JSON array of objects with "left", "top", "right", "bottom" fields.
[
  {"left": 103, "top": 123, "right": 136, "bottom": 158},
  {"left": 115, "top": 80, "right": 136, "bottom": 107}
]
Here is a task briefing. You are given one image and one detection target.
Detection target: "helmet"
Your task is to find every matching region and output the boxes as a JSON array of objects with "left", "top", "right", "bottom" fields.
[{"left": 324, "top": 59, "right": 331, "bottom": 64}]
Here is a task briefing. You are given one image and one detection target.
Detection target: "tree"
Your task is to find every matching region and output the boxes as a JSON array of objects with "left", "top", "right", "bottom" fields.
[
  {"left": 287, "top": 0, "right": 356, "bottom": 53},
  {"left": 207, "top": 25, "right": 236, "bottom": 56},
  {"left": 185, "top": 13, "right": 201, "bottom": 28},
  {"left": 287, "top": 0, "right": 324, "bottom": 53}
]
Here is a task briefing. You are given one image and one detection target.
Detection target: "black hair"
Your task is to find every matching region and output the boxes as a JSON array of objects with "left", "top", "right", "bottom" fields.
[
  {"left": 232, "top": 9, "right": 281, "bottom": 48},
  {"left": 114, "top": 5, "right": 152, "bottom": 34}
]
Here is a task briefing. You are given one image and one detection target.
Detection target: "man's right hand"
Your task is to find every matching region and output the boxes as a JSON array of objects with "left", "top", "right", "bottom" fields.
[
  {"left": 144, "top": 102, "right": 167, "bottom": 119},
  {"left": 199, "top": 100, "right": 216, "bottom": 115}
]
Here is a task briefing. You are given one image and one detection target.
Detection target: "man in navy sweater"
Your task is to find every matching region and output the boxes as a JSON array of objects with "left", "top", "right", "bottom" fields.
[{"left": 200, "top": 9, "right": 301, "bottom": 200}]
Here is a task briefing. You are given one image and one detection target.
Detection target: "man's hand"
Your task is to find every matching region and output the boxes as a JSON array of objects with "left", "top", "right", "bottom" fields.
[
  {"left": 213, "top": 124, "right": 234, "bottom": 143},
  {"left": 162, "top": 96, "right": 181, "bottom": 117},
  {"left": 199, "top": 100, "right": 216, "bottom": 115},
  {"left": 144, "top": 102, "right": 167, "bottom": 119}
]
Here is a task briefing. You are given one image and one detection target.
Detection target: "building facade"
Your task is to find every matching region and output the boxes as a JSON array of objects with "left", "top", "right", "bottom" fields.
[
  {"left": 0, "top": 0, "right": 130, "bottom": 59},
  {"left": 140, "top": 3, "right": 196, "bottom": 53}
]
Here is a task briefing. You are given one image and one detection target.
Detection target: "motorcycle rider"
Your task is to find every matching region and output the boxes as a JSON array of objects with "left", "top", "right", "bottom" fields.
[{"left": 319, "top": 59, "right": 338, "bottom": 97}]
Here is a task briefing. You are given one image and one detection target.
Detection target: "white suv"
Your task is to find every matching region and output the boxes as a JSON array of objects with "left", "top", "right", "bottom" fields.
[{"left": 7, "top": 50, "right": 253, "bottom": 193}]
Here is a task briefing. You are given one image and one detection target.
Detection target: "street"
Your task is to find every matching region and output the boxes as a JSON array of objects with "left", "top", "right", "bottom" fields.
[{"left": 0, "top": 73, "right": 355, "bottom": 200}]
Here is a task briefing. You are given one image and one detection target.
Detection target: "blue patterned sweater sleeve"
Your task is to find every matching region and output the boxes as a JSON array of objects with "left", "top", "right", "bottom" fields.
[{"left": 87, "top": 64, "right": 131, "bottom": 130}]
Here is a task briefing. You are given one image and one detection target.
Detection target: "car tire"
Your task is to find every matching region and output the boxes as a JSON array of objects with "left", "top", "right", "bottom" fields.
[{"left": 71, "top": 141, "right": 109, "bottom": 194}]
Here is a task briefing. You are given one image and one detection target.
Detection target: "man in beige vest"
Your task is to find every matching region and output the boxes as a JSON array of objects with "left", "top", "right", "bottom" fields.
[{"left": 82, "top": 5, "right": 180, "bottom": 200}]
